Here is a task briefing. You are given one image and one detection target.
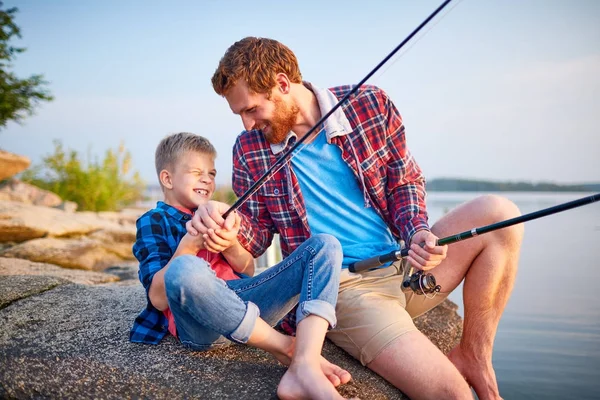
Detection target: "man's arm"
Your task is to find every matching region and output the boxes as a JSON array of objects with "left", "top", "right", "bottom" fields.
[
  {"left": 188, "top": 200, "right": 255, "bottom": 276},
  {"left": 231, "top": 137, "right": 276, "bottom": 257},
  {"left": 379, "top": 89, "right": 447, "bottom": 270}
]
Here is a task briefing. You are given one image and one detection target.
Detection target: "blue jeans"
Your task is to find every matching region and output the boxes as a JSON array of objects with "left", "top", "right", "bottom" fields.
[{"left": 164, "top": 233, "right": 342, "bottom": 351}]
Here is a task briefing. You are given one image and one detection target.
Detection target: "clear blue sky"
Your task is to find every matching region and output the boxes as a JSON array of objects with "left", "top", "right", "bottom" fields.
[{"left": 2, "top": 0, "right": 599, "bottom": 186}]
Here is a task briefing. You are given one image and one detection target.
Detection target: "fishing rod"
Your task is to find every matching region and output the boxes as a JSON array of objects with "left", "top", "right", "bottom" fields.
[
  {"left": 221, "top": 0, "right": 453, "bottom": 219},
  {"left": 349, "top": 192, "right": 600, "bottom": 273}
]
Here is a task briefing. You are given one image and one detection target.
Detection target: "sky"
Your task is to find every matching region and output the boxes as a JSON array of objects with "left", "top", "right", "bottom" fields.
[{"left": 1, "top": 0, "right": 599, "bottom": 187}]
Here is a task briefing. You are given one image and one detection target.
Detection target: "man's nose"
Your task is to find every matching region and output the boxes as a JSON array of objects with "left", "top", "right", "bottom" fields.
[{"left": 241, "top": 115, "right": 255, "bottom": 131}]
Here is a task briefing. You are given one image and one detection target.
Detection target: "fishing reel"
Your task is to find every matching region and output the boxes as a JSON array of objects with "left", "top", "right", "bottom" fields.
[{"left": 402, "top": 267, "right": 441, "bottom": 296}]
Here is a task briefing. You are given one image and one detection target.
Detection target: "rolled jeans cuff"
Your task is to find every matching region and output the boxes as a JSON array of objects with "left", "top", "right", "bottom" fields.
[
  {"left": 297, "top": 300, "right": 337, "bottom": 329},
  {"left": 230, "top": 301, "right": 260, "bottom": 343}
]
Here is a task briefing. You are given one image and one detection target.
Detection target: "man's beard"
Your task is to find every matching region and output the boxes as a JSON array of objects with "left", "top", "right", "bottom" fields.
[{"left": 264, "top": 96, "right": 299, "bottom": 145}]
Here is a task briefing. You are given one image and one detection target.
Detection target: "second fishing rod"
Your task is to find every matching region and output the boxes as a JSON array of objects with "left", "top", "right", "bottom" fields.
[{"left": 348, "top": 192, "right": 600, "bottom": 295}]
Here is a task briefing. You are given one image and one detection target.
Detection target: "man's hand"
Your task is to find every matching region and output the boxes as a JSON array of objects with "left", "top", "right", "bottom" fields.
[
  {"left": 406, "top": 230, "right": 448, "bottom": 271},
  {"left": 186, "top": 201, "right": 239, "bottom": 253}
]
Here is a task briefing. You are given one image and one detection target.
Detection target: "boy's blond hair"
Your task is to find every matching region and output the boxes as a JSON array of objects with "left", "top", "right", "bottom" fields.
[{"left": 155, "top": 132, "right": 217, "bottom": 185}]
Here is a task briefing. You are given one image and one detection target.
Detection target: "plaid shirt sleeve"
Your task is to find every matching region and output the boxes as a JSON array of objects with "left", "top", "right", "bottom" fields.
[
  {"left": 232, "top": 134, "right": 277, "bottom": 258},
  {"left": 379, "top": 89, "right": 429, "bottom": 244},
  {"left": 133, "top": 210, "right": 174, "bottom": 292},
  {"left": 130, "top": 209, "right": 172, "bottom": 344}
]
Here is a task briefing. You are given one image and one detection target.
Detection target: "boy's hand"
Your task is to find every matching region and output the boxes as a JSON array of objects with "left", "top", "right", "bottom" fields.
[
  {"left": 187, "top": 201, "right": 239, "bottom": 252},
  {"left": 203, "top": 211, "right": 241, "bottom": 253},
  {"left": 176, "top": 231, "right": 205, "bottom": 254}
]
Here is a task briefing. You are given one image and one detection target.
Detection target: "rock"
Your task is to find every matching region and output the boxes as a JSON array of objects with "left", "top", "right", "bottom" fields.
[
  {"left": 87, "top": 227, "right": 136, "bottom": 259},
  {"left": 0, "top": 276, "right": 463, "bottom": 399},
  {"left": 0, "top": 237, "right": 127, "bottom": 271},
  {"left": 0, "top": 200, "right": 129, "bottom": 243},
  {"left": 0, "top": 274, "right": 68, "bottom": 309},
  {"left": 0, "top": 257, "right": 120, "bottom": 284},
  {"left": 0, "top": 179, "right": 63, "bottom": 207},
  {"left": 55, "top": 200, "right": 78, "bottom": 213},
  {"left": 0, "top": 150, "right": 30, "bottom": 181}
]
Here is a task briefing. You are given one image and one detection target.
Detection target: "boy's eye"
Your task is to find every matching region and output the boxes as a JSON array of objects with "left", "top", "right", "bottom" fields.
[{"left": 247, "top": 107, "right": 256, "bottom": 113}]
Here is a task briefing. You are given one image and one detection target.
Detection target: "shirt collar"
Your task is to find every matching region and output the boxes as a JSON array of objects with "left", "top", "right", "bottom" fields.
[
  {"left": 269, "top": 81, "right": 353, "bottom": 155},
  {"left": 157, "top": 201, "right": 194, "bottom": 221}
]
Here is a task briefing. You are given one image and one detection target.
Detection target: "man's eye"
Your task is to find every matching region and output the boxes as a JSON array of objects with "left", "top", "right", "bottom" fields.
[{"left": 247, "top": 107, "right": 256, "bottom": 113}]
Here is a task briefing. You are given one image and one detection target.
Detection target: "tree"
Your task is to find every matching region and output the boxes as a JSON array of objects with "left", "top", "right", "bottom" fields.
[{"left": 0, "top": 2, "right": 53, "bottom": 130}]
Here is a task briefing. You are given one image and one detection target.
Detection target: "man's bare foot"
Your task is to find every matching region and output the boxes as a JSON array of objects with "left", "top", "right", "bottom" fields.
[
  {"left": 277, "top": 360, "right": 346, "bottom": 400},
  {"left": 448, "top": 346, "right": 502, "bottom": 400}
]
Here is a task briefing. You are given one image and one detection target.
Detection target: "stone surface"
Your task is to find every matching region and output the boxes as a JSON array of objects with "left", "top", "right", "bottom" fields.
[
  {"left": 0, "top": 274, "right": 68, "bottom": 309},
  {"left": 0, "top": 179, "right": 63, "bottom": 207},
  {"left": 0, "top": 277, "right": 463, "bottom": 399},
  {"left": 1, "top": 237, "right": 127, "bottom": 271},
  {"left": 0, "top": 257, "right": 120, "bottom": 284},
  {"left": 0, "top": 200, "right": 129, "bottom": 243},
  {"left": 0, "top": 150, "right": 30, "bottom": 181}
]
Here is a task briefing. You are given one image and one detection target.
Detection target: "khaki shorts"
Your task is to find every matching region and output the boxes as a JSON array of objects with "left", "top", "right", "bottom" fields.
[{"left": 326, "top": 260, "right": 449, "bottom": 365}]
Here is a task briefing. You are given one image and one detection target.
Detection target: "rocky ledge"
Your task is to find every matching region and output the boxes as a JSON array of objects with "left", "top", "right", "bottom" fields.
[{"left": 0, "top": 174, "right": 464, "bottom": 399}]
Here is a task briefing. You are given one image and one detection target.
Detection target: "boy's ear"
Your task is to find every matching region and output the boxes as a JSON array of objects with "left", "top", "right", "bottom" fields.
[{"left": 159, "top": 169, "right": 173, "bottom": 189}]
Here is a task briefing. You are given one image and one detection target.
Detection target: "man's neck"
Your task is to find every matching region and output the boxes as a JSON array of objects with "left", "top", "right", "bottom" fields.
[{"left": 291, "top": 83, "right": 322, "bottom": 140}]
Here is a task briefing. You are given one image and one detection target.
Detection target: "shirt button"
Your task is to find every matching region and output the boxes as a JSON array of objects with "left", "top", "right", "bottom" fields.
[
  {"left": 274, "top": 189, "right": 279, "bottom": 195},
  {"left": 183, "top": 215, "right": 190, "bottom": 220}
]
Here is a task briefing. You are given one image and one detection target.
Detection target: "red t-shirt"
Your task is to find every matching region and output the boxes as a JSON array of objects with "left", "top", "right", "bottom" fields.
[{"left": 164, "top": 206, "right": 242, "bottom": 337}]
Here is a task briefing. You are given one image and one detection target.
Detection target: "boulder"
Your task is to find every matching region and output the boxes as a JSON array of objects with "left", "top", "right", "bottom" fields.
[
  {"left": 0, "top": 150, "right": 30, "bottom": 181},
  {"left": 0, "top": 274, "right": 463, "bottom": 399},
  {"left": 0, "top": 179, "right": 63, "bottom": 207},
  {"left": 0, "top": 257, "right": 121, "bottom": 284},
  {"left": 0, "top": 237, "right": 128, "bottom": 271},
  {"left": 0, "top": 200, "right": 130, "bottom": 243}
]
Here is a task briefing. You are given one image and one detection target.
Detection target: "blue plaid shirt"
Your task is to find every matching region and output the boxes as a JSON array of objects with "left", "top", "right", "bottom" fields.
[{"left": 130, "top": 201, "right": 192, "bottom": 344}]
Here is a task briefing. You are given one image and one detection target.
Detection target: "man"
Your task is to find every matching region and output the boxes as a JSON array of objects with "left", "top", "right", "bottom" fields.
[{"left": 193, "top": 37, "right": 523, "bottom": 400}]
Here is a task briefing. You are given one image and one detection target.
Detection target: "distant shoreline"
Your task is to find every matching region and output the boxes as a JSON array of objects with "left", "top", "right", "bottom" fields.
[
  {"left": 145, "top": 179, "right": 600, "bottom": 194},
  {"left": 426, "top": 178, "right": 600, "bottom": 192}
]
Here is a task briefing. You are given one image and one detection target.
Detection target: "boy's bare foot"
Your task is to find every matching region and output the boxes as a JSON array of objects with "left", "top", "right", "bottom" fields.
[
  {"left": 320, "top": 356, "right": 352, "bottom": 387},
  {"left": 277, "top": 360, "right": 347, "bottom": 400},
  {"left": 271, "top": 336, "right": 351, "bottom": 387}
]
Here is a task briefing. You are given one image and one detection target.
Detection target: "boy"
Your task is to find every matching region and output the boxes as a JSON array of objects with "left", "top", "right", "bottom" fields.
[{"left": 130, "top": 132, "right": 352, "bottom": 399}]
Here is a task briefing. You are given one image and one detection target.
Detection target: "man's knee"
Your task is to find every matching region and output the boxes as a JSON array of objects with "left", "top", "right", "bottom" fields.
[{"left": 476, "top": 195, "right": 524, "bottom": 241}]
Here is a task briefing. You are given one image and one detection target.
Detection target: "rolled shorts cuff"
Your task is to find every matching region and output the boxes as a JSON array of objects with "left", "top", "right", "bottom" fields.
[
  {"left": 296, "top": 300, "right": 337, "bottom": 329},
  {"left": 229, "top": 301, "right": 260, "bottom": 343}
]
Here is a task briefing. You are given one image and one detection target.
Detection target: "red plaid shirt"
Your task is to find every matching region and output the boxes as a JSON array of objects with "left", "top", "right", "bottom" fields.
[{"left": 232, "top": 84, "right": 429, "bottom": 259}]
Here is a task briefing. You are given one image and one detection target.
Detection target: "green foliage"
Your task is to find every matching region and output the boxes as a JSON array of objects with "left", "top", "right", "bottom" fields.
[
  {"left": 212, "top": 186, "right": 237, "bottom": 204},
  {"left": 21, "top": 140, "right": 146, "bottom": 211},
  {"left": 0, "top": 2, "right": 53, "bottom": 130}
]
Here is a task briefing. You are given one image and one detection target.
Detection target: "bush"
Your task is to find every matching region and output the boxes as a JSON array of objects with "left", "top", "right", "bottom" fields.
[{"left": 21, "top": 140, "right": 145, "bottom": 211}]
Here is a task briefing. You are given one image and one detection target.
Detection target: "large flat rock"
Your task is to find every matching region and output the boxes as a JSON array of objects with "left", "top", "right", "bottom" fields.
[{"left": 0, "top": 279, "right": 462, "bottom": 399}]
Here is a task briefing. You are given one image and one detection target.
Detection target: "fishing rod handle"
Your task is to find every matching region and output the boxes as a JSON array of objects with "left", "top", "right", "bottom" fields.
[{"left": 348, "top": 249, "right": 408, "bottom": 272}]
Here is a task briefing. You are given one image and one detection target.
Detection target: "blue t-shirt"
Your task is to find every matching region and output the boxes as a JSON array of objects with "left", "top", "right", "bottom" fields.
[{"left": 291, "top": 131, "right": 399, "bottom": 269}]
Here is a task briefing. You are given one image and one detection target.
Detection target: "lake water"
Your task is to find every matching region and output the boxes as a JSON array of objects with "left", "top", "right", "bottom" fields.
[{"left": 427, "top": 192, "right": 600, "bottom": 400}]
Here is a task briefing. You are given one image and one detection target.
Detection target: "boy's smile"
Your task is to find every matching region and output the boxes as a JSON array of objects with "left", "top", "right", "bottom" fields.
[{"left": 163, "top": 150, "right": 216, "bottom": 210}]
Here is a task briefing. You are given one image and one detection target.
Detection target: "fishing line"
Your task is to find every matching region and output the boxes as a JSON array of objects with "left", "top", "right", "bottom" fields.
[
  {"left": 371, "top": 0, "right": 464, "bottom": 85},
  {"left": 221, "top": 0, "right": 454, "bottom": 219}
]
